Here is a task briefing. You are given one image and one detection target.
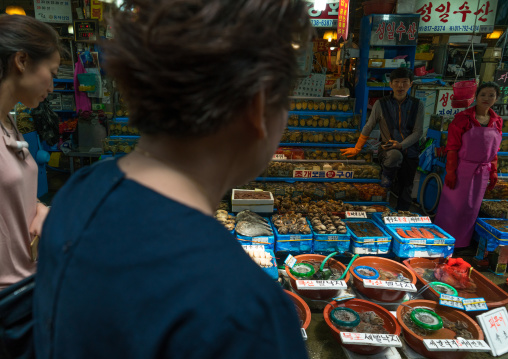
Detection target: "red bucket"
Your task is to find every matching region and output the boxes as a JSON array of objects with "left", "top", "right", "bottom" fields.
[
  {"left": 451, "top": 97, "right": 474, "bottom": 108},
  {"left": 453, "top": 80, "right": 477, "bottom": 100}
]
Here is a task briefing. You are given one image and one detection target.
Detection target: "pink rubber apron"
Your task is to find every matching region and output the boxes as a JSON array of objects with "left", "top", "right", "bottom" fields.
[{"left": 435, "top": 125, "right": 501, "bottom": 248}]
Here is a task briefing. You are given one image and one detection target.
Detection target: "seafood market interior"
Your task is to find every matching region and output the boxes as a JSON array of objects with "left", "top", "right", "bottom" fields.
[{"left": 7, "top": 0, "right": 508, "bottom": 358}]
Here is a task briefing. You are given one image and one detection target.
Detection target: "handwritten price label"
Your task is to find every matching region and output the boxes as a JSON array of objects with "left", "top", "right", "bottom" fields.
[
  {"left": 383, "top": 216, "right": 432, "bottom": 224},
  {"left": 284, "top": 254, "right": 297, "bottom": 269},
  {"left": 424, "top": 338, "right": 490, "bottom": 352},
  {"left": 363, "top": 279, "right": 417, "bottom": 292},
  {"left": 272, "top": 153, "right": 287, "bottom": 160},
  {"left": 440, "top": 294, "right": 465, "bottom": 310},
  {"left": 254, "top": 237, "right": 269, "bottom": 243},
  {"left": 346, "top": 211, "right": 367, "bottom": 219},
  {"left": 296, "top": 280, "right": 347, "bottom": 290},
  {"left": 463, "top": 298, "right": 488, "bottom": 312},
  {"left": 340, "top": 332, "right": 402, "bottom": 347},
  {"left": 242, "top": 245, "right": 265, "bottom": 251}
]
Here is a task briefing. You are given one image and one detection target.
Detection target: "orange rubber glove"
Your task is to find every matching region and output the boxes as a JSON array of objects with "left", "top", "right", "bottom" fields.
[
  {"left": 487, "top": 158, "right": 498, "bottom": 191},
  {"left": 340, "top": 134, "right": 368, "bottom": 158}
]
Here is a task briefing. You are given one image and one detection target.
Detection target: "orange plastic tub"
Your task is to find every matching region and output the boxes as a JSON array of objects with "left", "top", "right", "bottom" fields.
[
  {"left": 403, "top": 257, "right": 508, "bottom": 313},
  {"left": 324, "top": 299, "right": 401, "bottom": 355},
  {"left": 284, "top": 289, "right": 311, "bottom": 330}
]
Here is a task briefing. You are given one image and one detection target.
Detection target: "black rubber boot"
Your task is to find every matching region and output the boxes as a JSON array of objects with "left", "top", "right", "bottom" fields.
[{"left": 380, "top": 167, "right": 397, "bottom": 188}]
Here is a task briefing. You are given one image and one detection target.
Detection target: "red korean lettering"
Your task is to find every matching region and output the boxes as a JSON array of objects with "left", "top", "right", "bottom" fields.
[
  {"left": 294, "top": 170, "right": 303, "bottom": 178},
  {"left": 375, "top": 22, "right": 386, "bottom": 40},
  {"left": 435, "top": 2, "right": 451, "bottom": 22},
  {"left": 416, "top": 2, "right": 433, "bottom": 22},
  {"left": 453, "top": 2, "right": 471, "bottom": 22},
  {"left": 326, "top": 171, "right": 336, "bottom": 178},
  {"left": 474, "top": 1, "right": 493, "bottom": 22},
  {"left": 396, "top": 21, "right": 406, "bottom": 41},
  {"left": 406, "top": 22, "right": 417, "bottom": 40},
  {"left": 440, "top": 92, "right": 450, "bottom": 107},
  {"left": 92, "top": 8, "right": 101, "bottom": 17},
  {"left": 386, "top": 22, "right": 395, "bottom": 40}
]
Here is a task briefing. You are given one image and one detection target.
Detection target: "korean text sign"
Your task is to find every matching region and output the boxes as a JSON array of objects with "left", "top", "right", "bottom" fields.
[
  {"left": 370, "top": 15, "right": 420, "bottom": 46},
  {"left": 415, "top": 0, "right": 498, "bottom": 33},
  {"left": 495, "top": 69, "right": 508, "bottom": 105},
  {"left": 34, "top": 0, "right": 72, "bottom": 23}
]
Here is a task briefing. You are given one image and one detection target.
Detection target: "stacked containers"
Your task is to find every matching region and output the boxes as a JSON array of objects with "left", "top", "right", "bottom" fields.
[
  {"left": 345, "top": 219, "right": 391, "bottom": 255},
  {"left": 274, "top": 220, "right": 313, "bottom": 254},
  {"left": 386, "top": 224, "right": 454, "bottom": 258},
  {"left": 475, "top": 218, "right": 508, "bottom": 252}
]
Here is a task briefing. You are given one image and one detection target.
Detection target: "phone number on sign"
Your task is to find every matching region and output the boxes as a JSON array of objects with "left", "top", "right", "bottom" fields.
[{"left": 419, "top": 26, "right": 446, "bottom": 32}]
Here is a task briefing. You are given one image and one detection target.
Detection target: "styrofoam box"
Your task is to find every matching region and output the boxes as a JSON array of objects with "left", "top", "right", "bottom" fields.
[{"left": 231, "top": 189, "right": 274, "bottom": 213}]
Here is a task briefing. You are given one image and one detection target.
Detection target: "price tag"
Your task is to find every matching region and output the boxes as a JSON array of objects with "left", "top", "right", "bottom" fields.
[
  {"left": 301, "top": 328, "right": 307, "bottom": 341},
  {"left": 372, "top": 195, "right": 383, "bottom": 202},
  {"left": 362, "top": 279, "right": 417, "bottom": 292},
  {"left": 439, "top": 294, "right": 465, "bottom": 310},
  {"left": 332, "top": 289, "right": 355, "bottom": 302},
  {"left": 340, "top": 332, "right": 402, "bottom": 347},
  {"left": 476, "top": 307, "right": 508, "bottom": 356},
  {"left": 383, "top": 216, "right": 432, "bottom": 225},
  {"left": 295, "top": 280, "right": 347, "bottom": 290},
  {"left": 289, "top": 235, "right": 301, "bottom": 240},
  {"left": 242, "top": 245, "right": 265, "bottom": 251},
  {"left": 327, "top": 235, "right": 339, "bottom": 241},
  {"left": 409, "top": 240, "right": 427, "bottom": 245},
  {"left": 284, "top": 254, "right": 297, "bottom": 269},
  {"left": 384, "top": 216, "right": 408, "bottom": 224},
  {"left": 463, "top": 298, "right": 488, "bottom": 312},
  {"left": 434, "top": 239, "right": 446, "bottom": 245},
  {"left": 346, "top": 211, "right": 367, "bottom": 219},
  {"left": 254, "top": 237, "right": 269, "bottom": 243},
  {"left": 423, "top": 338, "right": 490, "bottom": 352},
  {"left": 272, "top": 153, "right": 287, "bottom": 160}
]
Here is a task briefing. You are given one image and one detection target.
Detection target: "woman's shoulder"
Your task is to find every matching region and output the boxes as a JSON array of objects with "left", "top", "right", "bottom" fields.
[{"left": 451, "top": 109, "right": 473, "bottom": 128}]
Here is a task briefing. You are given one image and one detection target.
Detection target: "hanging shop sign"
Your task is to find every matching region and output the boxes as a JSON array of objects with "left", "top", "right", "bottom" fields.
[
  {"left": 369, "top": 15, "right": 420, "bottom": 46},
  {"left": 293, "top": 170, "right": 354, "bottom": 179},
  {"left": 34, "top": 0, "right": 72, "bottom": 23},
  {"left": 306, "top": 2, "right": 339, "bottom": 27},
  {"left": 415, "top": 0, "right": 498, "bottom": 34},
  {"left": 436, "top": 89, "right": 466, "bottom": 116},
  {"left": 494, "top": 69, "right": 508, "bottom": 105},
  {"left": 337, "top": 0, "right": 349, "bottom": 41}
]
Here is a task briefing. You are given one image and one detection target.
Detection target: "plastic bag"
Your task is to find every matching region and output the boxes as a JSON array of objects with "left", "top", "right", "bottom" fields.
[
  {"left": 434, "top": 258, "right": 477, "bottom": 292},
  {"left": 31, "top": 99, "right": 59, "bottom": 146}
]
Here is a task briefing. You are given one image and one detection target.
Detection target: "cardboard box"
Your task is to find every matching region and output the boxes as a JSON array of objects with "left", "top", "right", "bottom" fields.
[
  {"left": 368, "top": 49, "right": 385, "bottom": 58},
  {"left": 480, "top": 62, "right": 498, "bottom": 83},
  {"left": 484, "top": 47, "right": 502, "bottom": 62},
  {"left": 368, "top": 59, "right": 385, "bottom": 68},
  {"left": 384, "top": 59, "right": 406, "bottom": 68},
  {"left": 231, "top": 189, "right": 274, "bottom": 213}
]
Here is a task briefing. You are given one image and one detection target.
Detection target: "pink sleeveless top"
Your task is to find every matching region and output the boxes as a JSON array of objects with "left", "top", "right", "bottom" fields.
[{"left": 0, "top": 117, "right": 38, "bottom": 289}]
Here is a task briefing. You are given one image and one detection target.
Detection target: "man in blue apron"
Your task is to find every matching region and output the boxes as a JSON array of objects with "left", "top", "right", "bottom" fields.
[{"left": 341, "top": 68, "right": 424, "bottom": 210}]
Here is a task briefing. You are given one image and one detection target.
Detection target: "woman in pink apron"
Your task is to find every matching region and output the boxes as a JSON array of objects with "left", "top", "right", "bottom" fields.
[{"left": 435, "top": 82, "right": 502, "bottom": 248}]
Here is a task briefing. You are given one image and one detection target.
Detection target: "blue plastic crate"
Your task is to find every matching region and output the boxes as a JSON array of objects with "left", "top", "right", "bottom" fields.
[
  {"left": 312, "top": 227, "right": 351, "bottom": 255},
  {"left": 474, "top": 218, "right": 508, "bottom": 252},
  {"left": 274, "top": 219, "right": 313, "bottom": 254},
  {"left": 387, "top": 224, "right": 454, "bottom": 258},
  {"left": 345, "top": 219, "right": 391, "bottom": 255}
]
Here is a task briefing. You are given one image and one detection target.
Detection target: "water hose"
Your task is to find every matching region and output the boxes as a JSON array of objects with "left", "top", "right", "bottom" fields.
[
  {"left": 339, "top": 254, "right": 359, "bottom": 280},
  {"left": 418, "top": 172, "right": 443, "bottom": 217},
  {"left": 319, "top": 252, "right": 338, "bottom": 272}
]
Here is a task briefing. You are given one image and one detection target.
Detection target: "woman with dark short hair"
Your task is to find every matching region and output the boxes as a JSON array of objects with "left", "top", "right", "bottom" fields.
[
  {"left": 0, "top": 15, "right": 62, "bottom": 289},
  {"left": 435, "top": 82, "right": 502, "bottom": 249},
  {"left": 34, "top": 1, "right": 312, "bottom": 358}
]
